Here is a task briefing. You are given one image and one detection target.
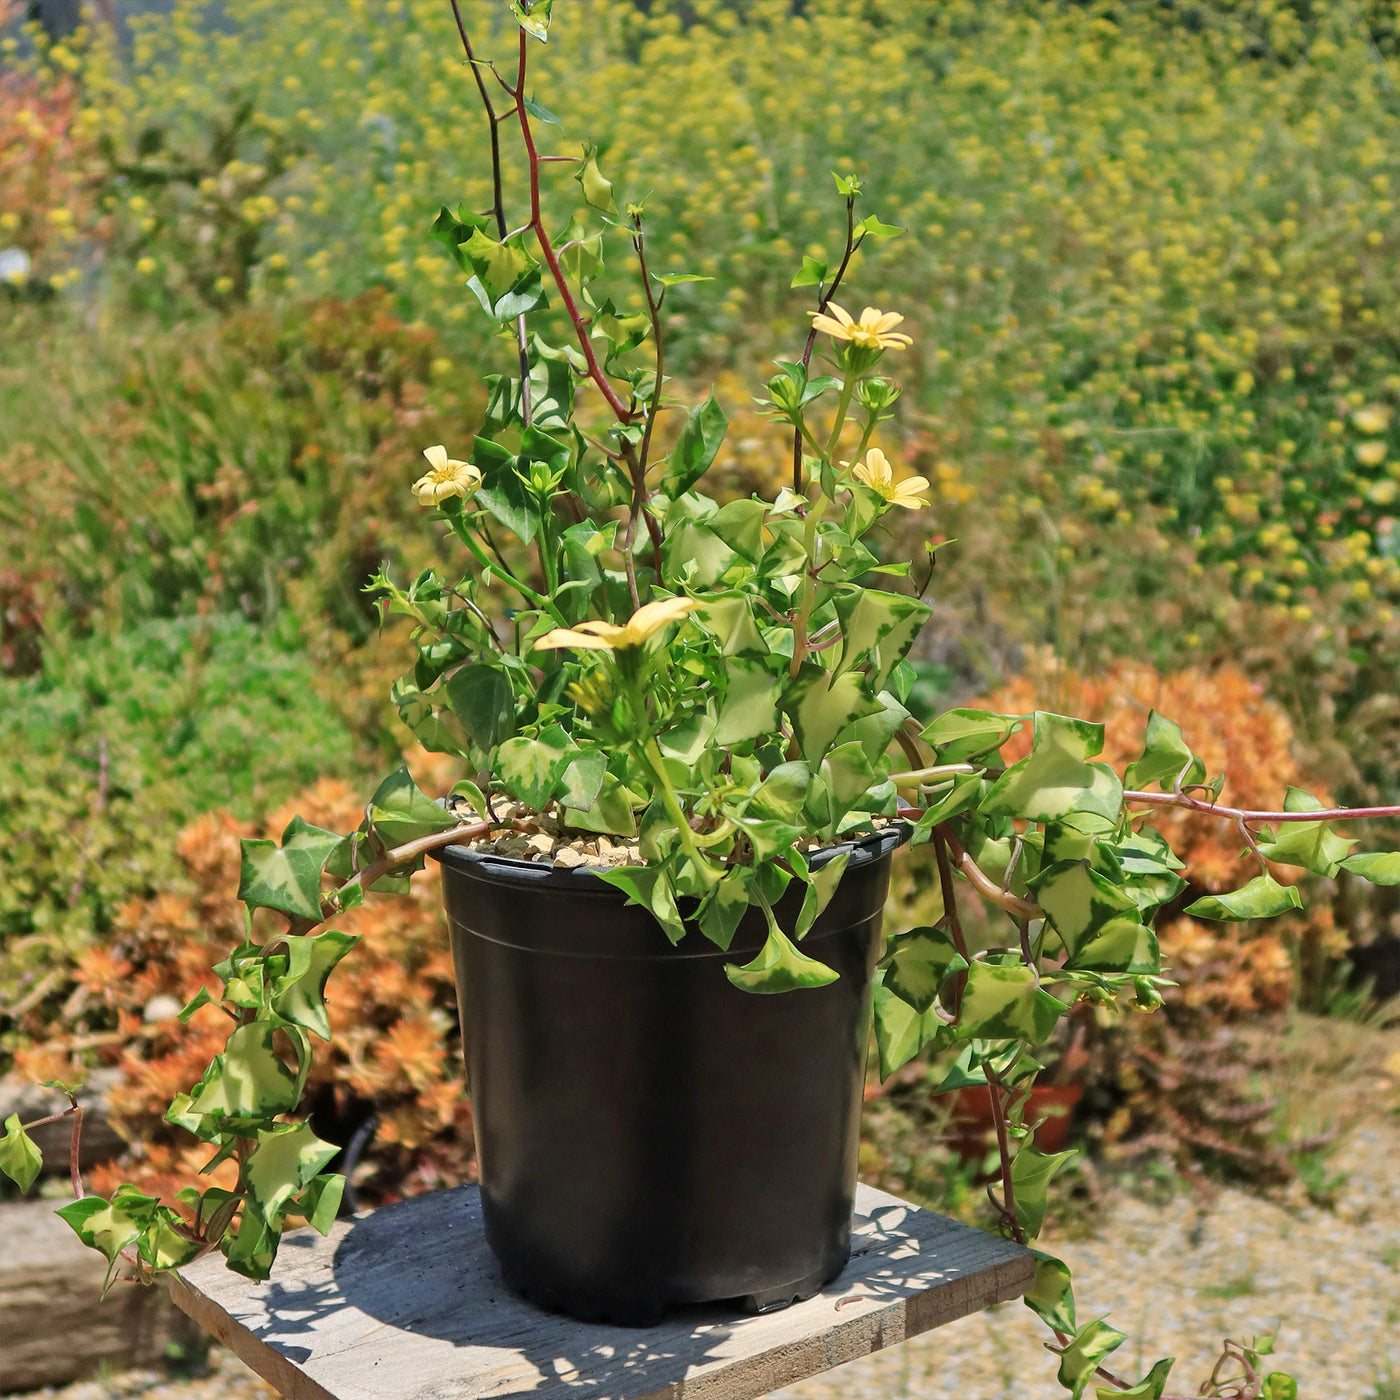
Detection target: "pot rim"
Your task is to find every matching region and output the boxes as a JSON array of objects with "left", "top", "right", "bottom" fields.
[{"left": 431, "top": 819, "right": 910, "bottom": 895}]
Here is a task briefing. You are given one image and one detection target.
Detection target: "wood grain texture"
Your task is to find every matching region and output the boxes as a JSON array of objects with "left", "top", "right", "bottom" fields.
[
  {"left": 170, "top": 1183, "right": 1034, "bottom": 1400},
  {"left": 0, "top": 1199, "right": 200, "bottom": 1393}
]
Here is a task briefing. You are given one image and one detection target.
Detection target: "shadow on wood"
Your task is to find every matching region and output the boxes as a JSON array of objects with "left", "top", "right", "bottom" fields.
[{"left": 171, "top": 1183, "right": 1034, "bottom": 1400}]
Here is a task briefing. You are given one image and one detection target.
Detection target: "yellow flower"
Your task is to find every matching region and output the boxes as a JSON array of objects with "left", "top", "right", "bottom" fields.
[
  {"left": 849, "top": 448, "right": 930, "bottom": 510},
  {"left": 1356, "top": 440, "right": 1388, "bottom": 467},
  {"left": 412, "top": 444, "right": 481, "bottom": 506},
  {"left": 534, "top": 597, "right": 701, "bottom": 652},
  {"left": 1354, "top": 405, "right": 1391, "bottom": 435},
  {"left": 809, "top": 302, "right": 913, "bottom": 350}
]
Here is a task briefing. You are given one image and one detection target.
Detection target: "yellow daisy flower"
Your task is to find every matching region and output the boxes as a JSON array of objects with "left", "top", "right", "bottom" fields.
[
  {"left": 534, "top": 596, "right": 702, "bottom": 652},
  {"left": 809, "top": 302, "right": 913, "bottom": 351},
  {"left": 1356, "top": 440, "right": 1388, "bottom": 467},
  {"left": 412, "top": 444, "right": 481, "bottom": 506},
  {"left": 849, "top": 448, "right": 930, "bottom": 509}
]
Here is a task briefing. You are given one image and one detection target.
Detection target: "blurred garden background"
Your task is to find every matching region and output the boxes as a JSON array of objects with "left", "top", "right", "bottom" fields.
[{"left": 4, "top": 0, "right": 1400, "bottom": 1395}]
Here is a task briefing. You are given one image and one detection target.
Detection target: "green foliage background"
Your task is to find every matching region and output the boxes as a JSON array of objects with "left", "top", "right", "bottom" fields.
[{"left": 6, "top": 0, "right": 1400, "bottom": 1219}]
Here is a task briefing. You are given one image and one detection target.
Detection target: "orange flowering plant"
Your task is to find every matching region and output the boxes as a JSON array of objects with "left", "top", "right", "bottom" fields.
[{"left": 7, "top": 5, "right": 1400, "bottom": 1397}]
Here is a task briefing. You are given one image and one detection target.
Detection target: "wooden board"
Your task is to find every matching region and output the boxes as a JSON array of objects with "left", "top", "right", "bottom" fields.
[
  {"left": 170, "top": 1183, "right": 1034, "bottom": 1400},
  {"left": 0, "top": 1199, "right": 200, "bottom": 1393}
]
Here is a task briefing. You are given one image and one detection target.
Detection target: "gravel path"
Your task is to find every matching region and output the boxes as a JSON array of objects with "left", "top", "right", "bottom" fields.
[
  {"left": 18, "top": 1088, "right": 1400, "bottom": 1400},
  {"left": 781, "top": 1114, "right": 1400, "bottom": 1400}
]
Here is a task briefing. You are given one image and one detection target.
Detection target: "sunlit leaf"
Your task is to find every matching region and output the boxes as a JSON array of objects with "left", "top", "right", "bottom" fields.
[
  {"left": 0, "top": 1114, "right": 42, "bottom": 1193},
  {"left": 1184, "top": 874, "right": 1303, "bottom": 921},
  {"left": 725, "top": 924, "right": 838, "bottom": 993}
]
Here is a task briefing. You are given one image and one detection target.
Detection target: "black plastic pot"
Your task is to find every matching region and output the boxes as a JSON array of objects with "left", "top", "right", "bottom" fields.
[{"left": 434, "top": 825, "right": 906, "bottom": 1324}]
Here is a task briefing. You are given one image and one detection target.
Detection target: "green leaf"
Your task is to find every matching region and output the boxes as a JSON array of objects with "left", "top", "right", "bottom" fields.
[
  {"left": 496, "top": 725, "right": 575, "bottom": 811},
  {"left": 270, "top": 931, "right": 360, "bottom": 1041},
  {"left": 595, "top": 865, "right": 686, "bottom": 944},
  {"left": 472, "top": 437, "right": 541, "bottom": 543},
  {"left": 709, "top": 498, "right": 769, "bottom": 562},
  {"left": 832, "top": 171, "right": 862, "bottom": 196},
  {"left": 1097, "top": 1359, "right": 1176, "bottom": 1400},
  {"left": 909, "top": 773, "right": 983, "bottom": 844},
  {"left": 714, "top": 657, "right": 781, "bottom": 746},
  {"left": 290, "top": 1173, "right": 345, "bottom": 1236},
  {"left": 522, "top": 93, "right": 561, "bottom": 127},
  {"left": 1184, "top": 874, "right": 1303, "bottom": 921},
  {"left": 1030, "top": 860, "right": 1139, "bottom": 960},
  {"left": 920, "top": 708, "right": 1021, "bottom": 762},
  {"left": 791, "top": 254, "right": 828, "bottom": 288},
  {"left": 1124, "top": 709, "right": 1206, "bottom": 792},
  {"left": 750, "top": 762, "right": 811, "bottom": 823},
  {"left": 1057, "top": 1320, "right": 1129, "bottom": 1400},
  {"left": 856, "top": 214, "right": 903, "bottom": 240},
  {"left": 57, "top": 1193, "right": 153, "bottom": 1294},
  {"left": 652, "top": 272, "right": 713, "bottom": 287},
  {"left": 1339, "top": 851, "right": 1400, "bottom": 884},
  {"left": 782, "top": 666, "right": 882, "bottom": 767},
  {"left": 957, "top": 961, "right": 1068, "bottom": 1044},
  {"left": 563, "top": 771, "right": 638, "bottom": 836},
  {"left": 725, "top": 924, "right": 838, "bottom": 994},
  {"left": 833, "top": 589, "right": 931, "bottom": 689},
  {"left": 808, "top": 740, "right": 874, "bottom": 834},
  {"left": 662, "top": 393, "right": 728, "bottom": 496},
  {"left": 238, "top": 836, "right": 327, "bottom": 922},
  {"left": 1024, "top": 1251, "right": 1077, "bottom": 1333},
  {"left": 428, "top": 204, "right": 490, "bottom": 270},
  {"left": 510, "top": 0, "right": 553, "bottom": 42},
  {"left": 872, "top": 970, "right": 949, "bottom": 1078},
  {"left": 1259, "top": 1374, "right": 1298, "bottom": 1400},
  {"left": 981, "top": 715, "right": 1121, "bottom": 825},
  {"left": 794, "top": 850, "right": 849, "bottom": 940},
  {"left": 697, "top": 867, "right": 753, "bottom": 951},
  {"left": 881, "top": 925, "right": 966, "bottom": 1013},
  {"left": 366, "top": 766, "right": 459, "bottom": 847},
  {"left": 575, "top": 143, "right": 615, "bottom": 213},
  {"left": 560, "top": 750, "right": 607, "bottom": 812},
  {"left": 244, "top": 1121, "right": 340, "bottom": 1231},
  {"left": 187, "top": 1022, "right": 301, "bottom": 1123},
  {"left": 445, "top": 664, "right": 517, "bottom": 752},
  {"left": 458, "top": 229, "right": 545, "bottom": 320},
  {"left": 0, "top": 1114, "right": 42, "bottom": 1193},
  {"left": 699, "top": 595, "right": 768, "bottom": 656},
  {"left": 1255, "top": 787, "right": 1355, "bottom": 876}
]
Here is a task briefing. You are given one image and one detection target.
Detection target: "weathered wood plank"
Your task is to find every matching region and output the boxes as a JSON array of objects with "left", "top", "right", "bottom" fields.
[
  {"left": 0, "top": 1199, "right": 201, "bottom": 1393},
  {"left": 170, "top": 1183, "right": 1035, "bottom": 1400}
]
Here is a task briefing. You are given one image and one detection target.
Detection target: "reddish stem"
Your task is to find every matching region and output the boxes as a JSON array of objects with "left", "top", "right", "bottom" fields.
[
  {"left": 1124, "top": 790, "right": 1400, "bottom": 824},
  {"left": 514, "top": 30, "right": 631, "bottom": 423}
]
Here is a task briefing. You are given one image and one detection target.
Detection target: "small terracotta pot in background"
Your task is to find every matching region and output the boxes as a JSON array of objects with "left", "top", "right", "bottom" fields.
[{"left": 947, "top": 1082, "right": 1084, "bottom": 1165}]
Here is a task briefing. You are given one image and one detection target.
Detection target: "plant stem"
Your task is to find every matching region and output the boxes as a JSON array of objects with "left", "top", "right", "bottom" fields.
[
  {"left": 822, "top": 373, "right": 858, "bottom": 464},
  {"left": 513, "top": 30, "right": 631, "bottom": 424},
  {"left": 792, "top": 195, "right": 862, "bottom": 492},
  {"left": 788, "top": 493, "right": 828, "bottom": 677},
  {"left": 449, "top": 0, "right": 531, "bottom": 425},
  {"left": 1123, "top": 790, "right": 1400, "bottom": 824},
  {"left": 983, "top": 1066, "right": 1026, "bottom": 1246},
  {"left": 932, "top": 830, "right": 969, "bottom": 1014}
]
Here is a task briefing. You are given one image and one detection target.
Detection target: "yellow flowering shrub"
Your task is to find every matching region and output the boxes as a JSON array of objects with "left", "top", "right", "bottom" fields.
[
  {"left": 52, "top": 0, "right": 1400, "bottom": 656},
  {"left": 0, "top": 0, "right": 95, "bottom": 294}
]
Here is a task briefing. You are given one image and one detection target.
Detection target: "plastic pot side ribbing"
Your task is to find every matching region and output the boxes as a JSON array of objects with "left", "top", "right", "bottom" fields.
[{"left": 434, "top": 826, "right": 906, "bottom": 1325}]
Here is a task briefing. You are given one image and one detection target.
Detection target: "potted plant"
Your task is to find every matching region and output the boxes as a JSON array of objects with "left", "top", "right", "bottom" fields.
[{"left": 8, "top": 4, "right": 1400, "bottom": 1394}]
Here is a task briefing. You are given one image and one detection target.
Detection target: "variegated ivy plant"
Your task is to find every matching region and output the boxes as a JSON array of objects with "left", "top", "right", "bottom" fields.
[{"left": 10, "top": 4, "right": 1400, "bottom": 1396}]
